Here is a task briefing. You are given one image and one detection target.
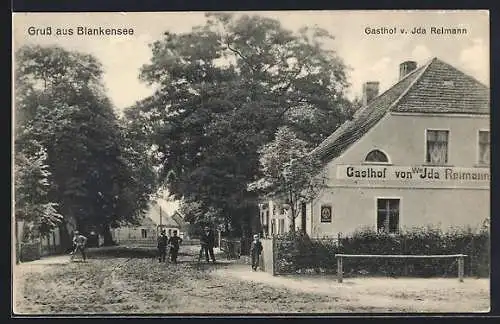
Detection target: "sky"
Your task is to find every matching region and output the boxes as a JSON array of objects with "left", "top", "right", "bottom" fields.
[{"left": 12, "top": 11, "right": 490, "bottom": 219}]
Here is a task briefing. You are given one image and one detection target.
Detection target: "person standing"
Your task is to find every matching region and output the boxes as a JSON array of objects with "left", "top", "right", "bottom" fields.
[
  {"left": 168, "top": 231, "right": 183, "bottom": 264},
  {"left": 157, "top": 230, "right": 168, "bottom": 263},
  {"left": 71, "top": 230, "right": 88, "bottom": 262},
  {"left": 199, "top": 226, "right": 216, "bottom": 263},
  {"left": 250, "top": 234, "right": 263, "bottom": 271}
]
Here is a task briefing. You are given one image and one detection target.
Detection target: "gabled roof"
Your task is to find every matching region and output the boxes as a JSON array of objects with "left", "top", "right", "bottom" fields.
[
  {"left": 131, "top": 216, "right": 157, "bottom": 228},
  {"left": 171, "top": 211, "right": 187, "bottom": 226},
  {"left": 157, "top": 217, "right": 180, "bottom": 228},
  {"left": 149, "top": 205, "right": 180, "bottom": 228},
  {"left": 312, "top": 57, "right": 489, "bottom": 161}
]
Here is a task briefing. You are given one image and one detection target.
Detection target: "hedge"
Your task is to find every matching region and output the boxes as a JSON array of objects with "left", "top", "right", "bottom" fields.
[{"left": 274, "top": 226, "right": 490, "bottom": 278}]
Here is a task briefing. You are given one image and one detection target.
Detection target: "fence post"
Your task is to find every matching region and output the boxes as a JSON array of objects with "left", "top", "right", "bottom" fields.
[
  {"left": 470, "top": 235, "right": 474, "bottom": 277},
  {"left": 271, "top": 236, "right": 276, "bottom": 276},
  {"left": 458, "top": 255, "right": 464, "bottom": 282},
  {"left": 337, "top": 255, "right": 343, "bottom": 283}
]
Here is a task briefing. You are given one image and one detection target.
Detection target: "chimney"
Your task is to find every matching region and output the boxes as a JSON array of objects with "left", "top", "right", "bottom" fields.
[
  {"left": 362, "top": 81, "right": 379, "bottom": 106},
  {"left": 399, "top": 60, "right": 417, "bottom": 80}
]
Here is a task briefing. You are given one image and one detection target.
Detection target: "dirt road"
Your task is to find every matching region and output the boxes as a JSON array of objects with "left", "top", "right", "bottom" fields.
[
  {"left": 212, "top": 265, "right": 489, "bottom": 313},
  {"left": 13, "top": 247, "right": 489, "bottom": 314}
]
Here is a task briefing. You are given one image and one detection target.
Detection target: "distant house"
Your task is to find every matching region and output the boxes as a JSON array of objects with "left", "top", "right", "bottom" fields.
[
  {"left": 171, "top": 210, "right": 190, "bottom": 239},
  {"left": 111, "top": 216, "right": 158, "bottom": 246}
]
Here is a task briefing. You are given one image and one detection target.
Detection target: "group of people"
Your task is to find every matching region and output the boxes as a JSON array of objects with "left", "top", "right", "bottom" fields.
[
  {"left": 69, "top": 226, "right": 264, "bottom": 271},
  {"left": 157, "top": 230, "right": 183, "bottom": 263},
  {"left": 157, "top": 226, "right": 217, "bottom": 264},
  {"left": 159, "top": 225, "right": 264, "bottom": 270}
]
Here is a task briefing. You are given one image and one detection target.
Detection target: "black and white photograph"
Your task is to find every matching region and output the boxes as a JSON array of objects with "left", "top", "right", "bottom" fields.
[{"left": 12, "top": 10, "right": 490, "bottom": 314}]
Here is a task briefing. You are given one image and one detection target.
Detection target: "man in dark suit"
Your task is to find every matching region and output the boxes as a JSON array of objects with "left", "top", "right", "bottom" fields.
[
  {"left": 168, "top": 231, "right": 183, "bottom": 264},
  {"left": 157, "top": 230, "right": 168, "bottom": 263},
  {"left": 199, "top": 226, "right": 216, "bottom": 263}
]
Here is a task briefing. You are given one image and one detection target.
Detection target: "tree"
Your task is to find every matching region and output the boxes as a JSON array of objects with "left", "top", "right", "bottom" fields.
[
  {"left": 14, "top": 140, "right": 63, "bottom": 240},
  {"left": 14, "top": 44, "right": 153, "bottom": 247},
  {"left": 131, "top": 13, "right": 352, "bottom": 236},
  {"left": 249, "top": 126, "right": 326, "bottom": 232}
]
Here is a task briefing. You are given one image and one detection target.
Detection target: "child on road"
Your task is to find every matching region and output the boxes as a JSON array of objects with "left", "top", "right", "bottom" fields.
[{"left": 250, "top": 234, "right": 263, "bottom": 271}]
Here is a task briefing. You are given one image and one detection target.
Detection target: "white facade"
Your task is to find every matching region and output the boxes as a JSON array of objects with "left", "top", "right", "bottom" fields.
[
  {"left": 309, "top": 113, "right": 490, "bottom": 238},
  {"left": 260, "top": 58, "right": 490, "bottom": 239}
]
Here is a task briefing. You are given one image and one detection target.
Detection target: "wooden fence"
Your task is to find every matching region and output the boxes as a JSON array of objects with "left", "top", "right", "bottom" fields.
[{"left": 18, "top": 241, "right": 42, "bottom": 262}]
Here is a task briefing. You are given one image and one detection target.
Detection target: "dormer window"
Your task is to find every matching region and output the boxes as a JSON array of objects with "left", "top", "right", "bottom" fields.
[{"left": 365, "top": 149, "right": 390, "bottom": 163}]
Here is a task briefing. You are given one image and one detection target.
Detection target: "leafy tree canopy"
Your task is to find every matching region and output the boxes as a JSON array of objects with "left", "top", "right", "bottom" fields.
[
  {"left": 125, "top": 13, "right": 356, "bottom": 234},
  {"left": 15, "top": 44, "right": 156, "bottom": 245}
]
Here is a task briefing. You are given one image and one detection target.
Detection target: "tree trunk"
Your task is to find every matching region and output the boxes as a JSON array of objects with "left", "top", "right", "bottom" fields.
[
  {"left": 102, "top": 223, "right": 115, "bottom": 246},
  {"left": 289, "top": 192, "right": 296, "bottom": 232},
  {"left": 59, "top": 220, "right": 72, "bottom": 252}
]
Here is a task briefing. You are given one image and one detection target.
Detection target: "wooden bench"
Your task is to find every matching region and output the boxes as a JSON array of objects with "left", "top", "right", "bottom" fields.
[{"left": 335, "top": 253, "right": 467, "bottom": 283}]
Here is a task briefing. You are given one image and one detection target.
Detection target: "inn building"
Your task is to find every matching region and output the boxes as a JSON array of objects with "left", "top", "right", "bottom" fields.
[{"left": 260, "top": 58, "right": 490, "bottom": 238}]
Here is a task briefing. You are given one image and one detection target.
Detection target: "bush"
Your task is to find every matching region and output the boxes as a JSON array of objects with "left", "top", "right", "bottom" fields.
[{"left": 274, "top": 226, "right": 490, "bottom": 278}]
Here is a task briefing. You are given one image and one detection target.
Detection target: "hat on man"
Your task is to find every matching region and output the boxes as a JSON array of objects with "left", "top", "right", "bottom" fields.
[{"left": 74, "top": 230, "right": 79, "bottom": 235}]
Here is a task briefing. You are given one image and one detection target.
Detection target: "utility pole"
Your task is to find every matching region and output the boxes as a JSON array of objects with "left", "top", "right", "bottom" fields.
[{"left": 160, "top": 205, "right": 163, "bottom": 227}]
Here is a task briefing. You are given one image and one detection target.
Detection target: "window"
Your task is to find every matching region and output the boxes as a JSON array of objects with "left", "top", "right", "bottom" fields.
[
  {"left": 320, "top": 205, "right": 332, "bottom": 223},
  {"left": 279, "top": 219, "right": 285, "bottom": 234},
  {"left": 377, "top": 199, "right": 400, "bottom": 234},
  {"left": 271, "top": 219, "right": 276, "bottom": 235},
  {"left": 426, "top": 130, "right": 449, "bottom": 164},
  {"left": 479, "top": 131, "right": 490, "bottom": 165},
  {"left": 141, "top": 229, "right": 147, "bottom": 238},
  {"left": 365, "top": 149, "right": 389, "bottom": 163},
  {"left": 266, "top": 211, "right": 269, "bottom": 226}
]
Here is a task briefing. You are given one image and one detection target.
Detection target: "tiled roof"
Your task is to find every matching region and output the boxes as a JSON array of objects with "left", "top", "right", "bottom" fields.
[
  {"left": 134, "top": 216, "right": 157, "bottom": 227},
  {"left": 144, "top": 203, "right": 179, "bottom": 228},
  {"left": 312, "top": 58, "right": 489, "bottom": 161},
  {"left": 171, "top": 211, "right": 187, "bottom": 226},
  {"left": 394, "top": 59, "right": 489, "bottom": 114}
]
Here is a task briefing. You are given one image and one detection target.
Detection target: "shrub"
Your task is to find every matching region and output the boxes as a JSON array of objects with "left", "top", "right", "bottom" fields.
[{"left": 273, "top": 226, "right": 490, "bottom": 277}]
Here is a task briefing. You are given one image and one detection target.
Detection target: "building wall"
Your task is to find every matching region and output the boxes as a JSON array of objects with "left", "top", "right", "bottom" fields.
[
  {"left": 111, "top": 226, "right": 157, "bottom": 242},
  {"left": 310, "top": 112, "right": 490, "bottom": 238},
  {"left": 311, "top": 187, "right": 489, "bottom": 238},
  {"left": 331, "top": 113, "right": 489, "bottom": 168}
]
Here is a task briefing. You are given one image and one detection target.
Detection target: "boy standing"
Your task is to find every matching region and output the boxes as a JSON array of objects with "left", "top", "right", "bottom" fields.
[
  {"left": 71, "top": 230, "right": 88, "bottom": 262},
  {"left": 168, "top": 231, "right": 183, "bottom": 264},
  {"left": 250, "top": 234, "right": 263, "bottom": 271}
]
